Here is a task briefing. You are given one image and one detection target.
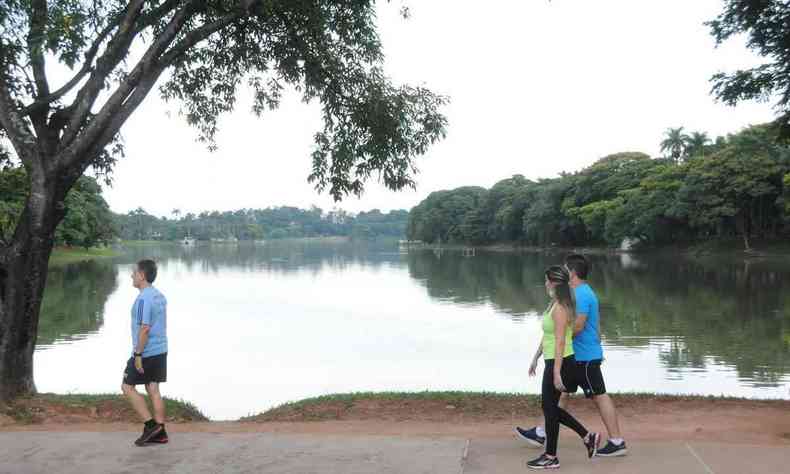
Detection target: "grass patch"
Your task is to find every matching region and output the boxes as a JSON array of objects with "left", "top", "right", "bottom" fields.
[
  {"left": 242, "top": 390, "right": 790, "bottom": 423},
  {"left": 243, "top": 391, "right": 542, "bottom": 422},
  {"left": 49, "top": 246, "right": 119, "bottom": 265},
  {"left": 2, "top": 393, "right": 208, "bottom": 425}
]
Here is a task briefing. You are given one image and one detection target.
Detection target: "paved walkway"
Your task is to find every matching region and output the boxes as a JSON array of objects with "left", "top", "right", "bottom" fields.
[
  {"left": 1, "top": 432, "right": 786, "bottom": 473},
  {"left": 464, "top": 438, "right": 787, "bottom": 474},
  {"left": 0, "top": 432, "right": 464, "bottom": 474}
]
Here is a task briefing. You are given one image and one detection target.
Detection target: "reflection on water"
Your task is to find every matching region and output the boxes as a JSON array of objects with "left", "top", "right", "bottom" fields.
[
  {"left": 34, "top": 241, "right": 790, "bottom": 418},
  {"left": 408, "top": 249, "right": 790, "bottom": 388},
  {"left": 38, "top": 261, "right": 118, "bottom": 348}
]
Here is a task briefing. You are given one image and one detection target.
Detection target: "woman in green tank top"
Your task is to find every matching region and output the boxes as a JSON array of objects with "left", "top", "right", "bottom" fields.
[{"left": 525, "top": 266, "right": 599, "bottom": 470}]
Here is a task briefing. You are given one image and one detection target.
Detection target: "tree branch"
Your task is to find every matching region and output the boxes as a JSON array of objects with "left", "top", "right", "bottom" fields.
[
  {"left": 134, "top": 0, "right": 183, "bottom": 35},
  {"left": 61, "top": 0, "right": 147, "bottom": 145},
  {"left": 27, "top": 0, "right": 50, "bottom": 99},
  {"left": 0, "top": 75, "right": 38, "bottom": 168},
  {"left": 60, "top": 1, "right": 202, "bottom": 170},
  {"left": 159, "top": 12, "right": 244, "bottom": 67},
  {"left": 61, "top": 1, "right": 254, "bottom": 171},
  {"left": 78, "top": 71, "right": 161, "bottom": 169},
  {"left": 22, "top": 20, "right": 119, "bottom": 116}
]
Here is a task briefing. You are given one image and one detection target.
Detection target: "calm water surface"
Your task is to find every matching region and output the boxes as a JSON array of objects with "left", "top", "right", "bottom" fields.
[{"left": 35, "top": 241, "right": 790, "bottom": 419}]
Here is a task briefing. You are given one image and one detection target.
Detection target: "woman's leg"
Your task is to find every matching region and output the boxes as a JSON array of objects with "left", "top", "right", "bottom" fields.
[
  {"left": 557, "top": 355, "right": 589, "bottom": 439},
  {"left": 557, "top": 407, "right": 588, "bottom": 439},
  {"left": 541, "top": 359, "right": 562, "bottom": 456}
]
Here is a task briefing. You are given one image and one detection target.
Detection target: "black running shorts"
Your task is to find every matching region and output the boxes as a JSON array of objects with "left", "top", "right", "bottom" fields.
[
  {"left": 122, "top": 353, "right": 167, "bottom": 386},
  {"left": 576, "top": 359, "right": 606, "bottom": 398}
]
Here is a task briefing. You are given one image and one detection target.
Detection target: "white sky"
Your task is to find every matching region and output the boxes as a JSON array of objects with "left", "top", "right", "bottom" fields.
[{"left": 101, "top": 0, "right": 776, "bottom": 218}]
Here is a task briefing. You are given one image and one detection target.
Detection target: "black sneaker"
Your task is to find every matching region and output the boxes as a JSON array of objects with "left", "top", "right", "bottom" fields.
[
  {"left": 583, "top": 432, "right": 600, "bottom": 458},
  {"left": 526, "top": 453, "right": 560, "bottom": 470},
  {"left": 596, "top": 440, "right": 628, "bottom": 457},
  {"left": 147, "top": 426, "right": 169, "bottom": 444},
  {"left": 515, "top": 426, "right": 545, "bottom": 448},
  {"left": 134, "top": 422, "right": 164, "bottom": 446}
]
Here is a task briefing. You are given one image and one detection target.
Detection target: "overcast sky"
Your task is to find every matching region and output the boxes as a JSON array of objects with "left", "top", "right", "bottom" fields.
[{"left": 102, "top": 0, "right": 775, "bottom": 218}]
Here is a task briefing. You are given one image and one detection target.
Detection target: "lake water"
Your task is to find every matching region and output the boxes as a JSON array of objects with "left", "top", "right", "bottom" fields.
[{"left": 35, "top": 240, "right": 790, "bottom": 419}]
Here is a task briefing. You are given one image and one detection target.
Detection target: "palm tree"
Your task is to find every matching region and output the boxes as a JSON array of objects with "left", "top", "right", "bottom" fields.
[
  {"left": 660, "top": 127, "right": 689, "bottom": 163},
  {"left": 684, "top": 131, "right": 711, "bottom": 159}
]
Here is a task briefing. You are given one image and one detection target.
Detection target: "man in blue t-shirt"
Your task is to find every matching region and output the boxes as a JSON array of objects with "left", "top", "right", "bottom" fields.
[
  {"left": 121, "top": 259, "right": 170, "bottom": 446},
  {"left": 516, "top": 254, "right": 627, "bottom": 457}
]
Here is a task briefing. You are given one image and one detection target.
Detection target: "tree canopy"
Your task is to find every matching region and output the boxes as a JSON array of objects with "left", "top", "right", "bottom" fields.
[
  {"left": 0, "top": 166, "right": 114, "bottom": 249},
  {"left": 0, "top": 1, "right": 447, "bottom": 198},
  {"left": 709, "top": 0, "right": 790, "bottom": 139},
  {"left": 408, "top": 125, "right": 790, "bottom": 249},
  {"left": 113, "top": 205, "right": 409, "bottom": 241}
]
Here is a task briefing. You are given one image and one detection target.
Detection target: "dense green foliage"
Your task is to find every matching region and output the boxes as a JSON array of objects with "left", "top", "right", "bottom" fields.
[
  {"left": 0, "top": 166, "right": 115, "bottom": 249},
  {"left": 113, "top": 206, "right": 409, "bottom": 241},
  {"left": 709, "top": 0, "right": 790, "bottom": 138},
  {"left": 408, "top": 125, "right": 790, "bottom": 248}
]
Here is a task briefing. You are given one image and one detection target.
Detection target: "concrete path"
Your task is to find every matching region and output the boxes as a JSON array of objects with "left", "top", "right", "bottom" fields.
[
  {"left": 2, "top": 432, "right": 786, "bottom": 474},
  {"left": 0, "top": 432, "right": 466, "bottom": 474},
  {"left": 464, "top": 438, "right": 788, "bottom": 474}
]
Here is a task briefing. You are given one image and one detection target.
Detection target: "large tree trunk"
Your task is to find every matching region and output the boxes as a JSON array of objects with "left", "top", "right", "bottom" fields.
[{"left": 0, "top": 179, "right": 67, "bottom": 401}]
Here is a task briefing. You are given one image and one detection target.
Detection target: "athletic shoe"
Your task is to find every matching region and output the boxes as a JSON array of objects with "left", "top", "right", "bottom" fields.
[
  {"left": 514, "top": 426, "right": 545, "bottom": 448},
  {"left": 526, "top": 453, "right": 560, "bottom": 470},
  {"left": 134, "top": 422, "right": 164, "bottom": 446},
  {"left": 596, "top": 440, "right": 628, "bottom": 457},
  {"left": 583, "top": 432, "right": 600, "bottom": 458},
  {"left": 148, "top": 426, "right": 169, "bottom": 444}
]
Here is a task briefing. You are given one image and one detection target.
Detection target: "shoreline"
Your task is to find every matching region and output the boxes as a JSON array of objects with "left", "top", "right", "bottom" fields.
[
  {"left": 3, "top": 391, "right": 789, "bottom": 447},
  {"left": 407, "top": 240, "right": 790, "bottom": 259},
  {"left": 3, "top": 391, "right": 789, "bottom": 426},
  {"left": 49, "top": 246, "right": 119, "bottom": 265}
]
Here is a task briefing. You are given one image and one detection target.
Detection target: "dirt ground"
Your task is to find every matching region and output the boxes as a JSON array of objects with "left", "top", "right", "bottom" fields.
[{"left": 3, "top": 396, "right": 789, "bottom": 446}]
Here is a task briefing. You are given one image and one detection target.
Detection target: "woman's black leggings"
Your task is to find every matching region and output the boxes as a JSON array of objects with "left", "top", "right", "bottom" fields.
[{"left": 542, "top": 356, "right": 588, "bottom": 456}]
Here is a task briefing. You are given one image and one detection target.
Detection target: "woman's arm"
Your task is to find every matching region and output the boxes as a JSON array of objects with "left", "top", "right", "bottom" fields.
[{"left": 529, "top": 342, "right": 543, "bottom": 377}]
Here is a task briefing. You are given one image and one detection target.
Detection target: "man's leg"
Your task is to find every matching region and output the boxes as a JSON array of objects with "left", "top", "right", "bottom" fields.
[
  {"left": 145, "top": 383, "right": 166, "bottom": 424},
  {"left": 122, "top": 383, "right": 152, "bottom": 421},
  {"left": 557, "top": 391, "right": 569, "bottom": 410},
  {"left": 593, "top": 393, "right": 622, "bottom": 439}
]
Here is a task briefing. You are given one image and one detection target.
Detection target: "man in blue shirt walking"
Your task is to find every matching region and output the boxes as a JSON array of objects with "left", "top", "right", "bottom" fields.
[
  {"left": 516, "top": 254, "right": 627, "bottom": 457},
  {"left": 121, "top": 259, "right": 169, "bottom": 446}
]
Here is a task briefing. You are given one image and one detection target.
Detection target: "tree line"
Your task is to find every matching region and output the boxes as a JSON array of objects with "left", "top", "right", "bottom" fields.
[
  {"left": 113, "top": 206, "right": 409, "bottom": 241},
  {"left": 1, "top": 163, "right": 409, "bottom": 248},
  {"left": 407, "top": 124, "right": 790, "bottom": 249},
  {"left": 0, "top": 165, "right": 115, "bottom": 250}
]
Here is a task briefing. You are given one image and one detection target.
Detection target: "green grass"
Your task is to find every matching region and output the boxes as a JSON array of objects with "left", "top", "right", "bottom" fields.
[
  {"left": 3, "top": 393, "right": 208, "bottom": 424},
  {"left": 49, "top": 247, "right": 119, "bottom": 265},
  {"left": 5, "top": 391, "right": 787, "bottom": 425},
  {"left": 242, "top": 390, "right": 790, "bottom": 422}
]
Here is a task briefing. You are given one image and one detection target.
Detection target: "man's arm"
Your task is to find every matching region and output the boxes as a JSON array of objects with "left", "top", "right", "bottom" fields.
[
  {"left": 573, "top": 314, "right": 587, "bottom": 337},
  {"left": 134, "top": 296, "right": 154, "bottom": 355},
  {"left": 135, "top": 325, "right": 151, "bottom": 354},
  {"left": 573, "top": 290, "right": 592, "bottom": 337}
]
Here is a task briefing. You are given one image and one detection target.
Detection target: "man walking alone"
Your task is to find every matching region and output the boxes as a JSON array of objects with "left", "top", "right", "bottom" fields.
[{"left": 121, "top": 259, "right": 169, "bottom": 446}]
